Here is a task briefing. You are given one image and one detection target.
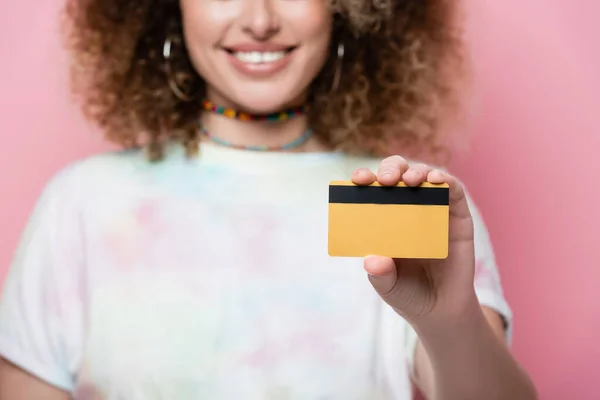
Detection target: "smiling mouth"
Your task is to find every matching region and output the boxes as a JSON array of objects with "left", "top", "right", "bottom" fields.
[{"left": 223, "top": 47, "right": 296, "bottom": 64}]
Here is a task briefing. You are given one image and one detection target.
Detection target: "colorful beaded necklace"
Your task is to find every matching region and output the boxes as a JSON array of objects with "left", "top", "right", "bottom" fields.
[
  {"left": 202, "top": 100, "right": 308, "bottom": 122},
  {"left": 199, "top": 125, "right": 313, "bottom": 152},
  {"left": 200, "top": 99, "right": 312, "bottom": 151}
]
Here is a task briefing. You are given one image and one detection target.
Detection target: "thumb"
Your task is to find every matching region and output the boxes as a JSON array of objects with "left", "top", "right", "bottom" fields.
[{"left": 364, "top": 256, "right": 399, "bottom": 298}]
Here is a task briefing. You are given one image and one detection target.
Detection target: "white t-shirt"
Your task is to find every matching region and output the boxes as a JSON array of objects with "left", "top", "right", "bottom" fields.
[{"left": 0, "top": 143, "right": 513, "bottom": 399}]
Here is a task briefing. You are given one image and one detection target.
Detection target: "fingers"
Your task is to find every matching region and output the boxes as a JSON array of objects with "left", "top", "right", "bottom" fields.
[
  {"left": 351, "top": 156, "right": 469, "bottom": 219},
  {"left": 364, "top": 256, "right": 398, "bottom": 297},
  {"left": 402, "top": 163, "right": 434, "bottom": 187},
  {"left": 377, "top": 155, "right": 410, "bottom": 186},
  {"left": 425, "top": 169, "right": 470, "bottom": 219},
  {"left": 351, "top": 168, "right": 377, "bottom": 185},
  {"left": 352, "top": 155, "right": 411, "bottom": 186}
]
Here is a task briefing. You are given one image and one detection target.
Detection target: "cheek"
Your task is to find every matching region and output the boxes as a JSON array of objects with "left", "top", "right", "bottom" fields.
[
  {"left": 294, "top": 13, "right": 333, "bottom": 74},
  {"left": 288, "top": 4, "right": 332, "bottom": 42},
  {"left": 307, "top": 18, "right": 332, "bottom": 49},
  {"left": 180, "top": 2, "right": 227, "bottom": 58}
]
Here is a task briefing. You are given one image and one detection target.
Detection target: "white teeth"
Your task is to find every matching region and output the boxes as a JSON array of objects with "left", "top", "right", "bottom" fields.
[{"left": 233, "top": 51, "right": 287, "bottom": 64}]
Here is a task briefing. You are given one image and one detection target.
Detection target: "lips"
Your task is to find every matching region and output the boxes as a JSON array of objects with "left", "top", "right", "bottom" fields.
[
  {"left": 222, "top": 45, "right": 297, "bottom": 77},
  {"left": 223, "top": 46, "right": 296, "bottom": 64}
]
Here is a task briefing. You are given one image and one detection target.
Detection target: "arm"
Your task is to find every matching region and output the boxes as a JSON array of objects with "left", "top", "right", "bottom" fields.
[
  {"left": 0, "top": 168, "right": 82, "bottom": 398},
  {"left": 403, "top": 181, "right": 536, "bottom": 399},
  {"left": 0, "top": 358, "right": 69, "bottom": 400},
  {"left": 356, "top": 159, "right": 536, "bottom": 399},
  {"left": 413, "top": 306, "right": 537, "bottom": 400}
]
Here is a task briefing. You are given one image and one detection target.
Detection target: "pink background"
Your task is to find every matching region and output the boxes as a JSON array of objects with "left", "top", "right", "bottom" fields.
[{"left": 1, "top": 0, "right": 599, "bottom": 398}]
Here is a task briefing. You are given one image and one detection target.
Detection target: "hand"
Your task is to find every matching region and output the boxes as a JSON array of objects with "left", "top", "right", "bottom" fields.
[{"left": 352, "top": 155, "right": 479, "bottom": 329}]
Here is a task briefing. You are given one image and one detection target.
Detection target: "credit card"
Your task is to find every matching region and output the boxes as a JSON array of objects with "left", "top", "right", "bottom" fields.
[{"left": 328, "top": 181, "right": 449, "bottom": 259}]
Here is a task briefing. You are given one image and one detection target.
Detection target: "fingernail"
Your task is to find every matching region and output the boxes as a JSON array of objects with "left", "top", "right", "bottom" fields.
[
  {"left": 406, "top": 168, "right": 420, "bottom": 178},
  {"left": 364, "top": 255, "right": 377, "bottom": 275},
  {"left": 365, "top": 255, "right": 378, "bottom": 263},
  {"left": 432, "top": 169, "right": 445, "bottom": 179}
]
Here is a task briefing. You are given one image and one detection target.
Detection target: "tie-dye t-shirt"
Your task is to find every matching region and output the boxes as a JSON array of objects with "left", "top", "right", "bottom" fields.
[{"left": 0, "top": 143, "right": 512, "bottom": 399}]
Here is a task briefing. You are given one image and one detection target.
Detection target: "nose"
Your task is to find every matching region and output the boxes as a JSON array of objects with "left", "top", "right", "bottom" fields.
[{"left": 240, "top": 0, "right": 280, "bottom": 39}]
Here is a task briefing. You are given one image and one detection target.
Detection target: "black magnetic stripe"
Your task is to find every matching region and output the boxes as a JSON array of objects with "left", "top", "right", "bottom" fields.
[{"left": 329, "top": 185, "right": 449, "bottom": 205}]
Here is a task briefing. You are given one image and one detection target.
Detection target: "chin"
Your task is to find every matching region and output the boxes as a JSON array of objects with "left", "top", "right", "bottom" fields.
[{"left": 229, "top": 86, "right": 307, "bottom": 114}]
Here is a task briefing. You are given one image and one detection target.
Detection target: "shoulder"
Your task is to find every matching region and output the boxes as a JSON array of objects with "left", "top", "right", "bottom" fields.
[
  {"left": 22, "top": 149, "right": 148, "bottom": 223},
  {"left": 40, "top": 149, "right": 137, "bottom": 195},
  {"left": 40, "top": 145, "right": 188, "bottom": 202}
]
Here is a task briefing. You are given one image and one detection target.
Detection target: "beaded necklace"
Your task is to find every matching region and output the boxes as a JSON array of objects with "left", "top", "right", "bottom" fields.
[
  {"left": 202, "top": 100, "right": 308, "bottom": 122},
  {"left": 200, "top": 99, "right": 312, "bottom": 151},
  {"left": 199, "top": 125, "right": 313, "bottom": 152}
]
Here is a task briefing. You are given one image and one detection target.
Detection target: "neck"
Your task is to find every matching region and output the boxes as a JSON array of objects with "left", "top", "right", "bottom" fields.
[{"left": 200, "top": 91, "right": 329, "bottom": 153}]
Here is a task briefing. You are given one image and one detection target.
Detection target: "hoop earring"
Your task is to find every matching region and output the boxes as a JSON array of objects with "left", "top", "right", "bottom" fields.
[
  {"left": 331, "top": 42, "right": 345, "bottom": 92},
  {"left": 163, "top": 35, "right": 196, "bottom": 102}
]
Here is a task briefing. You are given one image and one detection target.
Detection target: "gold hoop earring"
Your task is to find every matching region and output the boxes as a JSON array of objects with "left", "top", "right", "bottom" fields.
[
  {"left": 331, "top": 42, "right": 345, "bottom": 92},
  {"left": 163, "top": 35, "right": 196, "bottom": 102}
]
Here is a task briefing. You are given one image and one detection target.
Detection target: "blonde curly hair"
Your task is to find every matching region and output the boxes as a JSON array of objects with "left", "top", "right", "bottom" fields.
[{"left": 62, "top": 0, "right": 466, "bottom": 162}]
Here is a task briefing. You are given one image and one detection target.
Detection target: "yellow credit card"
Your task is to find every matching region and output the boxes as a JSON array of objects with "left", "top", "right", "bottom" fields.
[{"left": 328, "top": 181, "right": 449, "bottom": 259}]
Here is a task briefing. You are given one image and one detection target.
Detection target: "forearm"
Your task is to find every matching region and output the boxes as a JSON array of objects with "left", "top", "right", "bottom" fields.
[
  {"left": 0, "top": 357, "right": 69, "bottom": 400},
  {"left": 413, "top": 304, "right": 537, "bottom": 400}
]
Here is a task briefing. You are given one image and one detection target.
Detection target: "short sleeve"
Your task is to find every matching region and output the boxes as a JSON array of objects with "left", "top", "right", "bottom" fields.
[
  {"left": 467, "top": 193, "right": 514, "bottom": 343},
  {"left": 0, "top": 168, "right": 84, "bottom": 392},
  {"left": 402, "top": 189, "right": 514, "bottom": 375}
]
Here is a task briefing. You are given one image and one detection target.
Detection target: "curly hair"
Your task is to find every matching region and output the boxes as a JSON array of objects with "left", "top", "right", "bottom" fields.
[{"left": 62, "top": 0, "right": 466, "bottom": 162}]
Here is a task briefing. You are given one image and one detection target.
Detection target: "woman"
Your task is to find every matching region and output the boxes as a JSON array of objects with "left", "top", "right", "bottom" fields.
[{"left": 0, "top": 0, "right": 537, "bottom": 398}]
